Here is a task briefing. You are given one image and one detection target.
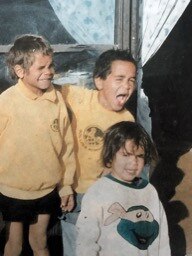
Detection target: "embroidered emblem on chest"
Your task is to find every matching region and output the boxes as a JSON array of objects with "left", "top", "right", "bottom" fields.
[
  {"left": 51, "top": 119, "right": 59, "bottom": 132},
  {"left": 79, "top": 125, "right": 104, "bottom": 151}
]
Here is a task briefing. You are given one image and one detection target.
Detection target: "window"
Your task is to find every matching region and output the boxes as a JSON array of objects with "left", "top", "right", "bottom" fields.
[{"left": 0, "top": 0, "right": 139, "bottom": 91}]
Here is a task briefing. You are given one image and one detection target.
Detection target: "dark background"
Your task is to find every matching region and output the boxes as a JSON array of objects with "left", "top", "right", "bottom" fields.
[{"left": 142, "top": 2, "right": 192, "bottom": 255}]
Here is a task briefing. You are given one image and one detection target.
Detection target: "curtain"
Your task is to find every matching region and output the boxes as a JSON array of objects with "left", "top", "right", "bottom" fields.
[
  {"left": 48, "top": 0, "right": 115, "bottom": 44},
  {"left": 141, "top": 0, "right": 190, "bottom": 66},
  {"left": 137, "top": 0, "right": 190, "bottom": 135}
]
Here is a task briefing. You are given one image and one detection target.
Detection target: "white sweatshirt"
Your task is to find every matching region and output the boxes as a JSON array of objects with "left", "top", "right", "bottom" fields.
[{"left": 76, "top": 174, "right": 171, "bottom": 256}]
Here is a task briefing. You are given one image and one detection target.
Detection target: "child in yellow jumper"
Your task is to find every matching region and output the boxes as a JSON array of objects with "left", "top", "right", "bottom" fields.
[
  {"left": 0, "top": 34, "right": 76, "bottom": 256},
  {"left": 61, "top": 49, "right": 137, "bottom": 256}
]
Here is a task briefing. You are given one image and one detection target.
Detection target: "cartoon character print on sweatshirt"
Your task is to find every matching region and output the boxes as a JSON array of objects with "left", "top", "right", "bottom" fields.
[
  {"left": 79, "top": 125, "right": 104, "bottom": 151},
  {"left": 104, "top": 202, "right": 159, "bottom": 250}
]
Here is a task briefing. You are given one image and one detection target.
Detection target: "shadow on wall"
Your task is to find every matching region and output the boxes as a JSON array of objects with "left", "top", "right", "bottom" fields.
[
  {"left": 150, "top": 154, "right": 189, "bottom": 256},
  {"left": 143, "top": 73, "right": 192, "bottom": 256}
]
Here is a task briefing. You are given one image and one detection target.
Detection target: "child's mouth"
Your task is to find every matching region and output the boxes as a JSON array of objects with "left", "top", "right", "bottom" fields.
[{"left": 116, "top": 94, "right": 128, "bottom": 105}]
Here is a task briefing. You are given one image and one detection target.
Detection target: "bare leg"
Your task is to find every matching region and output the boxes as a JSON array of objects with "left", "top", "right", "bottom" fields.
[
  {"left": 4, "top": 221, "right": 23, "bottom": 256},
  {"left": 29, "top": 214, "right": 50, "bottom": 256}
]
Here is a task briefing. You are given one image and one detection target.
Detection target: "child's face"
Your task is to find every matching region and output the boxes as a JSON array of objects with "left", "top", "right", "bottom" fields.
[
  {"left": 110, "top": 139, "right": 145, "bottom": 183},
  {"left": 95, "top": 60, "right": 136, "bottom": 111},
  {"left": 18, "top": 52, "right": 54, "bottom": 95}
]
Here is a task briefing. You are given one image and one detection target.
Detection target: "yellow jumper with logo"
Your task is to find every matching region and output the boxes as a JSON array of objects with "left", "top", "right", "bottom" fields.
[
  {"left": 0, "top": 79, "right": 76, "bottom": 200},
  {"left": 62, "top": 85, "right": 135, "bottom": 193}
]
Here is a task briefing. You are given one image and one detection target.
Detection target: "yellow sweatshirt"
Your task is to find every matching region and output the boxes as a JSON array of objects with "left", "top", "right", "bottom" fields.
[
  {"left": 0, "top": 80, "right": 76, "bottom": 199},
  {"left": 62, "top": 85, "right": 135, "bottom": 193}
]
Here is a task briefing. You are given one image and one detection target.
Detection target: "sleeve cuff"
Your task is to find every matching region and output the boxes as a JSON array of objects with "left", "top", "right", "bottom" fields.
[{"left": 58, "top": 185, "right": 73, "bottom": 197}]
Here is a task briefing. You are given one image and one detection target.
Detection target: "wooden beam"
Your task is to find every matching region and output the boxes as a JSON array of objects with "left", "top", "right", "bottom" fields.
[{"left": 0, "top": 44, "right": 116, "bottom": 53}]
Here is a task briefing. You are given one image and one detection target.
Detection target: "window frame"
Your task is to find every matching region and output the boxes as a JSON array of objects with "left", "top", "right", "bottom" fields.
[{"left": 0, "top": 0, "right": 139, "bottom": 55}]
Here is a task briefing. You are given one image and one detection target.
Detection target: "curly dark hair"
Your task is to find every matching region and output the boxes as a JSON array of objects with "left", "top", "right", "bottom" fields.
[
  {"left": 102, "top": 121, "right": 158, "bottom": 167},
  {"left": 93, "top": 49, "right": 137, "bottom": 80}
]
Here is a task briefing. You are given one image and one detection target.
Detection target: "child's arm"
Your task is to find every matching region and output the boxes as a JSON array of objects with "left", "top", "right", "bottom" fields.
[
  {"left": 157, "top": 201, "right": 171, "bottom": 256},
  {"left": 57, "top": 96, "right": 76, "bottom": 203},
  {"left": 76, "top": 191, "right": 102, "bottom": 256},
  {"left": 148, "top": 199, "right": 171, "bottom": 256},
  {"left": 0, "top": 115, "right": 9, "bottom": 135}
]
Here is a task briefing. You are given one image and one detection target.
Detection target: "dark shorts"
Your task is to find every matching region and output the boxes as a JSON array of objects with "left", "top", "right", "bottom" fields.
[{"left": 0, "top": 189, "right": 62, "bottom": 222}]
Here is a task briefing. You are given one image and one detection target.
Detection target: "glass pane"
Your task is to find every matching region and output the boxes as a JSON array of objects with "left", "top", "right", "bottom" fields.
[
  {"left": 0, "top": 0, "right": 76, "bottom": 45},
  {"left": 0, "top": 0, "right": 115, "bottom": 45},
  {"left": 0, "top": 0, "right": 117, "bottom": 92}
]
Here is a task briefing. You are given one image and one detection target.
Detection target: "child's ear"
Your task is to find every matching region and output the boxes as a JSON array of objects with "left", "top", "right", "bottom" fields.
[
  {"left": 14, "top": 65, "right": 25, "bottom": 79},
  {"left": 94, "top": 77, "right": 103, "bottom": 90}
]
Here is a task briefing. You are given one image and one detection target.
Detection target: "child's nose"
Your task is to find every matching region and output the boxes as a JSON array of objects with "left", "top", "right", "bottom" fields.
[
  {"left": 45, "top": 67, "right": 54, "bottom": 75},
  {"left": 122, "top": 81, "right": 133, "bottom": 90},
  {"left": 128, "top": 155, "right": 138, "bottom": 165}
]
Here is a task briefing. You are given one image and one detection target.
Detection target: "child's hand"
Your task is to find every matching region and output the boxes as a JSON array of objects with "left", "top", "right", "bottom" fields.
[{"left": 60, "top": 194, "right": 74, "bottom": 212}]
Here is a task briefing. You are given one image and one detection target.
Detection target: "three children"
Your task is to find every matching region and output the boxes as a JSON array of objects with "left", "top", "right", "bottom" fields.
[{"left": 0, "top": 34, "right": 170, "bottom": 255}]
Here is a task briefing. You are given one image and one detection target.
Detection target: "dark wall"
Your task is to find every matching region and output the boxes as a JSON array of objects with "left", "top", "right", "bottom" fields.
[{"left": 142, "top": 2, "right": 192, "bottom": 255}]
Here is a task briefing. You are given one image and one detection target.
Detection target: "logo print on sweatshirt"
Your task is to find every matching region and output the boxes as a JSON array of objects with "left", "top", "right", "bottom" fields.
[
  {"left": 51, "top": 119, "right": 59, "bottom": 132},
  {"left": 104, "top": 203, "right": 159, "bottom": 250},
  {"left": 79, "top": 125, "right": 104, "bottom": 150}
]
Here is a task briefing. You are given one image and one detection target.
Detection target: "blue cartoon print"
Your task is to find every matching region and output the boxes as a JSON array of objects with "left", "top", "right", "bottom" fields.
[{"left": 104, "top": 202, "right": 159, "bottom": 250}]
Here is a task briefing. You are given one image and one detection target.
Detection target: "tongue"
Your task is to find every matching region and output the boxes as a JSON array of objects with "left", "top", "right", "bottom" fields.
[{"left": 117, "top": 95, "right": 126, "bottom": 106}]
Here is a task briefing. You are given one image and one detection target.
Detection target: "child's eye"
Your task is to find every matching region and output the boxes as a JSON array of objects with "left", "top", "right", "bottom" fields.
[
  {"left": 137, "top": 154, "right": 145, "bottom": 159},
  {"left": 129, "top": 78, "right": 136, "bottom": 83},
  {"left": 122, "top": 152, "right": 131, "bottom": 157},
  {"left": 116, "top": 78, "right": 123, "bottom": 82},
  {"left": 38, "top": 66, "right": 45, "bottom": 70}
]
